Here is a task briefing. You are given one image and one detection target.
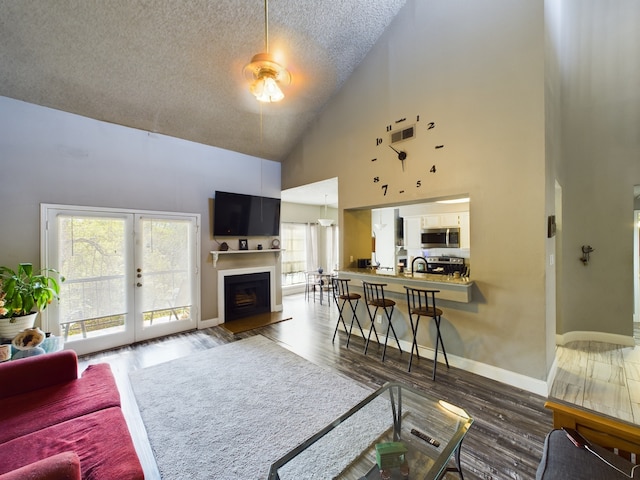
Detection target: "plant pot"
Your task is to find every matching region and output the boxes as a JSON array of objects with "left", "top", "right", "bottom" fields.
[{"left": 0, "top": 312, "right": 38, "bottom": 340}]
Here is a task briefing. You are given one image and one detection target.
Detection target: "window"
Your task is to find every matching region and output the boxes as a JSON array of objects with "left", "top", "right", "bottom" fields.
[{"left": 281, "top": 223, "right": 307, "bottom": 286}]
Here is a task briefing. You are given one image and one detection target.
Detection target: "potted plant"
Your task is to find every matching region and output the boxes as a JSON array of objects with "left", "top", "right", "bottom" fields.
[{"left": 0, "top": 263, "right": 64, "bottom": 339}]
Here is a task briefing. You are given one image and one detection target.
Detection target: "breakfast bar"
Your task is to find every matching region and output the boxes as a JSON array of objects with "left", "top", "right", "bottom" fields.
[{"left": 338, "top": 268, "right": 473, "bottom": 304}]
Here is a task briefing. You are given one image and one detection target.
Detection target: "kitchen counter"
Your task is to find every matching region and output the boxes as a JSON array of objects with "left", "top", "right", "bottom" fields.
[{"left": 338, "top": 268, "right": 473, "bottom": 303}]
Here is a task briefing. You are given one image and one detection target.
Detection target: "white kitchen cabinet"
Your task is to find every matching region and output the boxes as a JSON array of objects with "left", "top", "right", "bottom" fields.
[
  {"left": 421, "top": 215, "right": 441, "bottom": 229},
  {"left": 404, "top": 216, "right": 422, "bottom": 249},
  {"left": 422, "top": 213, "right": 462, "bottom": 228},
  {"left": 459, "top": 211, "right": 470, "bottom": 248},
  {"left": 440, "top": 213, "right": 461, "bottom": 227}
]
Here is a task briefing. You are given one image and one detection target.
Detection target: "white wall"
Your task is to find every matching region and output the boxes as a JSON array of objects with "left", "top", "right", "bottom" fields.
[
  {"left": 281, "top": 202, "right": 338, "bottom": 225},
  {"left": 0, "top": 96, "right": 281, "bottom": 322}
]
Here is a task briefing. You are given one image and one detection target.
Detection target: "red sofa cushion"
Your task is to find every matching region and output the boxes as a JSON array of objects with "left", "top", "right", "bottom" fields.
[
  {"left": 0, "top": 350, "right": 80, "bottom": 399},
  {"left": 0, "top": 363, "right": 121, "bottom": 444},
  {"left": 0, "top": 451, "right": 81, "bottom": 480},
  {"left": 0, "top": 407, "right": 143, "bottom": 480}
]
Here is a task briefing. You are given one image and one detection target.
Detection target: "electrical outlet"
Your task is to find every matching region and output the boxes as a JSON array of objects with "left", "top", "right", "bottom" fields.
[{"left": 376, "top": 315, "right": 382, "bottom": 324}]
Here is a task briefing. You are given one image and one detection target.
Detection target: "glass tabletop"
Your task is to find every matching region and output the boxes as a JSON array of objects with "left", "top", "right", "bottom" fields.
[{"left": 268, "top": 382, "right": 473, "bottom": 480}]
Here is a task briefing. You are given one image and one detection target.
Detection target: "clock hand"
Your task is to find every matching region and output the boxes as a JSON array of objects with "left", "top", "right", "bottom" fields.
[{"left": 389, "top": 145, "right": 407, "bottom": 160}]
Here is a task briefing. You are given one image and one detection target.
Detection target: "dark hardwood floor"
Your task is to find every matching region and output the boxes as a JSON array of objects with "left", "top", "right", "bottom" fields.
[{"left": 78, "top": 293, "right": 551, "bottom": 480}]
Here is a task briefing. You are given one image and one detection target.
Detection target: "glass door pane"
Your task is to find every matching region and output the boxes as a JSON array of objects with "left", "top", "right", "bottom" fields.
[
  {"left": 135, "top": 214, "right": 197, "bottom": 341},
  {"left": 51, "top": 211, "right": 135, "bottom": 354}
]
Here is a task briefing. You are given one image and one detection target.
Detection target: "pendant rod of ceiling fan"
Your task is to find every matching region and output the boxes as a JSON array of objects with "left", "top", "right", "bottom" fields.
[{"left": 263, "top": 0, "right": 269, "bottom": 53}]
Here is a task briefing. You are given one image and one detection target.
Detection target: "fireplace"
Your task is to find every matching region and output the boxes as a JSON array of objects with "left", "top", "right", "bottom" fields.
[
  {"left": 217, "top": 266, "right": 277, "bottom": 323},
  {"left": 224, "top": 272, "right": 270, "bottom": 321}
]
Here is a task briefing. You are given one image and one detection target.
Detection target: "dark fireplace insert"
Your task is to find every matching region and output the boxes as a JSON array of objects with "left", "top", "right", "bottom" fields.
[{"left": 224, "top": 272, "right": 271, "bottom": 321}]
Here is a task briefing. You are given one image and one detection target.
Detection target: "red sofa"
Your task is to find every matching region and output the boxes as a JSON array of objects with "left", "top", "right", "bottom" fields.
[{"left": 0, "top": 350, "right": 144, "bottom": 479}]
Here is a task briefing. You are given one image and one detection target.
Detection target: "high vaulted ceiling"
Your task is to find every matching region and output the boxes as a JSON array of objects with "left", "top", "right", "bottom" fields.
[{"left": 0, "top": 0, "right": 407, "bottom": 162}]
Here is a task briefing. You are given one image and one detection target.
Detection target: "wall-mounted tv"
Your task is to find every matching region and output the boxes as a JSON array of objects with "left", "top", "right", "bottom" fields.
[{"left": 213, "top": 191, "right": 281, "bottom": 237}]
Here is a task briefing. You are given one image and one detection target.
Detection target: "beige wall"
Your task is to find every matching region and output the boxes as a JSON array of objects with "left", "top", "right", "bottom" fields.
[
  {"left": 283, "top": 0, "right": 549, "bottom": 380},
  {"left": 554, "top": 0, "right": 640, "bottom": 339}
]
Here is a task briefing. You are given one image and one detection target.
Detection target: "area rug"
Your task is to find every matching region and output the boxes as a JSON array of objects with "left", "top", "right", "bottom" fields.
[{"left": 129, "top": 335, "right": 380, "bottom": 479}]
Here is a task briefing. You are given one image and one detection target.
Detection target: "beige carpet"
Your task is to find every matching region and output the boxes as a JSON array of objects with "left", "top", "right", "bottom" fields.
[
  {"left": 221, "top": 311, "right": 293, "bottom": 334},
  {"left": 129, "top": 335, "right": 380, "bottom": 480}
]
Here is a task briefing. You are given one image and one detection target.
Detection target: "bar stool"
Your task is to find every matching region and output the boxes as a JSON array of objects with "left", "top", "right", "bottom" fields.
[
  {"left": 331, "top": 278, "right": 365, "bottom": 347},
  {"left": 404, "top": 287, "right": 449, "bottom": 379},
  {"left": 362, "top": 281, "right": 403, "bottom": 362}
]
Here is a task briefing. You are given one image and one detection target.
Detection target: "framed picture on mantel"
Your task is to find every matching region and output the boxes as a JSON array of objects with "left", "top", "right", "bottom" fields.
[{"left": 239, "top": 239, "right": 248, "bottom": 250}]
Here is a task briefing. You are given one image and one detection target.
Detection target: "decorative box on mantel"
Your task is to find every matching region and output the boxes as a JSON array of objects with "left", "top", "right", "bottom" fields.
[{"left": 210, "top": 249, "right": 282, "bottom": 268}]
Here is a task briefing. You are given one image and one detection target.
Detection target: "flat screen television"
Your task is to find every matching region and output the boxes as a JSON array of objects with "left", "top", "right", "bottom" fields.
[{"left": 213, "top": 191, "right": 281, "bottom": 236}]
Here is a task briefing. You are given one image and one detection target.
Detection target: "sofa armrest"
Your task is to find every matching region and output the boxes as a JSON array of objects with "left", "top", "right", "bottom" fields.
[
  {"left": 0, "top": 350, "right": 78, "bottom": 399},
  {"left": 0, "top": 452, "right": 81, "bottom": 480}
]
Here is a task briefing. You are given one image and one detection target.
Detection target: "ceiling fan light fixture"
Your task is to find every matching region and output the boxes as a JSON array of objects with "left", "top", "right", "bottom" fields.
[
  {"left": 318, "top": 194, "right": 334, "bottom": 227},
  {"left": 251, "top": 74, "right": 284, "bottom": 103},
  {"left": 318, "top": 218, "right": 334, "bottom": 227},
  {"left": 244, "top": 0, "right": 290, "bottom": 103},
  {"left": 244, "top": 52, "right": 289, "bottom": 103}
]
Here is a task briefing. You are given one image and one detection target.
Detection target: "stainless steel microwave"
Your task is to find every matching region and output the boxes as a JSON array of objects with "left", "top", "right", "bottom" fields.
[{"left": 421, "top": 228, "right": 460, "bottom": 248}]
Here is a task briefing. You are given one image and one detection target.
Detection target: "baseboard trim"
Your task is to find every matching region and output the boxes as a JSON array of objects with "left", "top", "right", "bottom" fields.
[
  {"left": 198, "top": 317, "right": 220, "bottom": 329},
  {"left": 556, "top": 331, "right": 635, "bottom": 347},
  {"left": 356, "top": 327, "right": 549, "bottom": 396},
  {"left": 545, "top": 349, "right": 559, "bottom": 397}
]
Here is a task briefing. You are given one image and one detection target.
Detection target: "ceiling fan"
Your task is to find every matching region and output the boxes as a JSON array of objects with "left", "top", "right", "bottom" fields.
[{"left": 243, "top": 0, "right": 291, "bottom": 103}]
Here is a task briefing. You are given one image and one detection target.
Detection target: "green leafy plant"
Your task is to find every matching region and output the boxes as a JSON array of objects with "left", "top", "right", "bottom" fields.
[{"left": 0, "top": 263, "right": 64, "bottom": 322}]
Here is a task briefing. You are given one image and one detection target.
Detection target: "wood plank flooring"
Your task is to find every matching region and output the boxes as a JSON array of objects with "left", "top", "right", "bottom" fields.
[
  {"left": 78, "top": 293, "right": 552, "bottom": 480},
  {"left": 551, "top": 337, "right": 640, "bottom": 424}
]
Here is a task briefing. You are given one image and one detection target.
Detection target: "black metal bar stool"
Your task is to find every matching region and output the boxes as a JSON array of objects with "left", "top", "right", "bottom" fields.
[
  {"left": 404, "top": 287, "right": 449, "bottom": 379},
  {"left": 331, "top": 278, "right": 364, "bottom": 347},
  {"left": 362, "top": 281, "right": 403, "bottom": 361}
]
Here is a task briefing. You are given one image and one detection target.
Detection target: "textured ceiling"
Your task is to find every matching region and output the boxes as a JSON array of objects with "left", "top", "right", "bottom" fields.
[{"left": 0, "top": 0, "right": 407, "bottom": 161}]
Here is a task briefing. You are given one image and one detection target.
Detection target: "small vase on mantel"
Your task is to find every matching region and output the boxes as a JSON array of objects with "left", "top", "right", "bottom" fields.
[{"left": 0, "top": 312, "right": 38, "bottom": 341}]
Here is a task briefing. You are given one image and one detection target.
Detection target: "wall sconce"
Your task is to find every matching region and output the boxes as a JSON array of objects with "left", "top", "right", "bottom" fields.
[{"left": 580, "top": 245, "right": 594, "bottom": 265}]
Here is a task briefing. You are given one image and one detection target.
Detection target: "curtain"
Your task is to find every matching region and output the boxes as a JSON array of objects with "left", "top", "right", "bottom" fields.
[{"left": 306, "top": 223, "right": 319, "bottom": 271}]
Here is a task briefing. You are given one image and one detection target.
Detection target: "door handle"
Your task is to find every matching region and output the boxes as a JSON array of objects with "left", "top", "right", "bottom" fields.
[{"left": 137, "top": 282, "right": 143, "bottom": 287}]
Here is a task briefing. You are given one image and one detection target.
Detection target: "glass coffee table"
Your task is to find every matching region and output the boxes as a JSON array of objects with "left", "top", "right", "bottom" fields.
[{"left": 268, "top": 382, "right": 473, "bottom": 480}]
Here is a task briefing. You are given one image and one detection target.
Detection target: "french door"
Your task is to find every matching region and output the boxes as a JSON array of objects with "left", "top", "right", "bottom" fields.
[{"left": 41, "top": 205, "right": 200, "bottom": 355}]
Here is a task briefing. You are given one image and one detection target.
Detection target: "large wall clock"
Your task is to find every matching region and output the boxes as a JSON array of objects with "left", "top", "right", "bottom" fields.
[{"left": 370, "top": 115, "right": 444, "bottom": 197}]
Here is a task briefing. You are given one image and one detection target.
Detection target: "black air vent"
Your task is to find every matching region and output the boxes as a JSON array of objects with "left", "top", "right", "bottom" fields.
[{"left": 390, "top": 125, "right": 415, "bottom": 144}]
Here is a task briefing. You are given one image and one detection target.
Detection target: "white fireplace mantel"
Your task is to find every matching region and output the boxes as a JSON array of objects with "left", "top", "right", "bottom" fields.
[{"left": 210, "top": 249, "right": 281, "bottom": 268}]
